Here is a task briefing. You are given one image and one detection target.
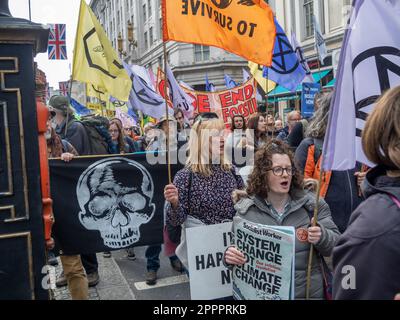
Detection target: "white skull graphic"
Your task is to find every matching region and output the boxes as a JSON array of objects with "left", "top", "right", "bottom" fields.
[{"left": 77, "top": 157, "right": 155, "bottom": 249}]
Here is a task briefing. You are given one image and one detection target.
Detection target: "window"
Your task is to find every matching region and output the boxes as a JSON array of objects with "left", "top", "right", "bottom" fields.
[
  {"left": 328, "top": 0, "right": 343, "bottom": 30},
  {"left": 148, "top": 0, "right": 152, "bottom": 18},
  {"left": 144, "top": 31, "right": 148, "bottom": 50},
  {"left": 149, "top": 27, "right": 154, "bottom": 46},
  {"left": 303, "top": 0, "right": 314, "bottom": 38},
  {"left": 194, "top": 45, "right": 210, "bottom": 62},
  {"left": 143, "top": 4, "right": 147, "bottom": 21}
]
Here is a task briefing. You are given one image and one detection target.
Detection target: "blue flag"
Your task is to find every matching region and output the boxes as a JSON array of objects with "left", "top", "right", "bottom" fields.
[
  {"left": 69, "top": 96, "right": 92, "bottom": 116},
  {"left": 205, "top": 74, "right": 216, "bottom": 92},
  {"left": 263, "top": 18, "right": 305, "bottom": 92},
  {"left": 224, "top": 74, "right": 238, "bottom": 89}
]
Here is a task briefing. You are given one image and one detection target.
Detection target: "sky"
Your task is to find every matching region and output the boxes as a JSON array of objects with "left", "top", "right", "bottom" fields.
[{"left": 9, "top": 0, "right": 91, "bottom": 89}]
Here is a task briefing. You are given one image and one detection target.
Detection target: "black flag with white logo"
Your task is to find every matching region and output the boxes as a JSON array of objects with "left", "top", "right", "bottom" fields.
[{"left": 50, "top": 153, "right": 180, "bottom": 255}]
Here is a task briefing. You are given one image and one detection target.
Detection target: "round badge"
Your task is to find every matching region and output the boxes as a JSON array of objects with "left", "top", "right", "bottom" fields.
[{"left": 296, "top": 228, "right": 309, "bottom": 242}]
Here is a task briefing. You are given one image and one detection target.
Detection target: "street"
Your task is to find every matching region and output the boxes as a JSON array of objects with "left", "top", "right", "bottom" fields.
[{"left": 53, "top": 246, "right": 190, "bottom": 300}]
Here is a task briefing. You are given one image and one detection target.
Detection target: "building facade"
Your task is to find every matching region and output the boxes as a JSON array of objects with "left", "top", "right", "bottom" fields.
[
  {"left": 89, "top": 0, "right": 349, "bottom": 107},
  {"left": 89, "top": 0, "right": 247, "bottom": 91}
]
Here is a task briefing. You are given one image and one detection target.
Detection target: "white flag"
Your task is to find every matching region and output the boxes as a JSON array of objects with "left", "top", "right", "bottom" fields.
[
  {"left": 166, "top": 64, "right": 195, "bottom": 118},
  {"left": 123, "top": 62, "right": 173, "bottom": 119},
  {"left": 291, "top": 31, "right": 314, "bottom": 83},
  {"left": 242, "top": 68, "right": 251, "bottom": 83},
  {"left": 313, "top": 15, "right": 328, "bottom": 65},
  {"left": 322, "top": 0, "right": 400, "bottom": 171},
  {"left": 179, "top": 81, "right": 194, "bottom": 91}
]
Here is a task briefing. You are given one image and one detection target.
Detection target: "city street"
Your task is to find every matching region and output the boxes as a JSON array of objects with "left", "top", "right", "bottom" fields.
[{"left": 53, "top": 247, "right": 190, "bottom": 300}]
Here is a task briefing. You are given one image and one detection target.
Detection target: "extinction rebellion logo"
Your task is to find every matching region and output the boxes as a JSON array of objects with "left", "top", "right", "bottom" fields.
[{"left": 211, "top": 0, "right": 254, "bottom": 9}]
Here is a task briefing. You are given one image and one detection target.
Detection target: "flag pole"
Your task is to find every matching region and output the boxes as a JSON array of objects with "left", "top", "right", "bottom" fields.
[
  {"left": 163, "top": 40, "right": 172, "bottom": 184},
  {"left": 305, "top": 44, "right": 325, "bottom": 300},
  {"left": 65, "top": 65, "right": 74, "bottom": 137},
  {"left": 316, "top": 47, "right": 324, "bottom": 89},
  {"left": 28, "top": 0, "right": 31, "bottom": 21}
]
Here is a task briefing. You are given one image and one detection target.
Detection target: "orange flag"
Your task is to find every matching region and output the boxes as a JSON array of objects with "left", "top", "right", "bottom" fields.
[{"left": 162, "top": 0, "right": 276, "bottom": 67}]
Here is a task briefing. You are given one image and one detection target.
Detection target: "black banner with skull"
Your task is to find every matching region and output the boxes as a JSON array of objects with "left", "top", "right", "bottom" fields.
[{"left": 50, "top": 153, "right": 179, "bottom": 255}]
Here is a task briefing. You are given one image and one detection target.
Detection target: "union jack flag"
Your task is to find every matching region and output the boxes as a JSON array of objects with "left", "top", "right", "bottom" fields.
[
  {"left": 48, "top": 24, "right": 67, "bottom": 60},
  {"left": 59, "top": 81, "right": 69, "bottom": 96}
]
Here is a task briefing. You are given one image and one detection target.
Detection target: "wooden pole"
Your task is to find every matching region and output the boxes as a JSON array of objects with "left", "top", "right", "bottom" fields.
[
  {"left": 64, "top": 72, "right": 74, "bottom": 137},
  {"left": 316, "top": 45, "right": 324, "bottom": 89},
  {"left": 264, "top": 68, "right": 274, "bottom": 139},
  {"left": 163, "top": 41, "right": 172, "bottom": 184},
  {"left": 305, "top": 46, "right": 325, "bottom": 299},
  {"left": 305, "top": 166, "right": 324, "bottom": 299}
]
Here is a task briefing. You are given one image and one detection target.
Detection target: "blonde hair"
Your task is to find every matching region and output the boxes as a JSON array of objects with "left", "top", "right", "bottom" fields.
[
  {"left": 362, "top": 86, "right": 400, "bottom": 169},
  {"left": 186, "top": 118, "right": 231, "bottom": 176}
]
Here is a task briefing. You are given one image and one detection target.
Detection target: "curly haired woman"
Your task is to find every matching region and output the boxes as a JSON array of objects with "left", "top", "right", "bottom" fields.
[{"left": 224, "top": 140, "right": 340, "bottom": 299}]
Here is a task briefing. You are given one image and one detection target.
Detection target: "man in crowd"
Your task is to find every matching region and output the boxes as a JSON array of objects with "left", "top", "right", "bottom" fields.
[
  {"left": 46, "top": 106, "right": 88, "bottom": 300},
  {"left": 49, "top": 95, "right": 101, "bottom": 288},
  {"left": 174, "top": 109, "right": 190, "bottom": 142},
  {"left": 145, "top": 116, "right": 184, "bottom": 285},
  {"left": 277, "top": 110, "right": 302, "bottom": 143}
]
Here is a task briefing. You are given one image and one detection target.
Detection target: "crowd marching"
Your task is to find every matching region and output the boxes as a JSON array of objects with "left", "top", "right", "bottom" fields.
[
  {"left": 45, "top": 85, "right": 400, "bottom": 300},
  {"left": 23, "top": 0, "right": 398, "bottom": 302}
]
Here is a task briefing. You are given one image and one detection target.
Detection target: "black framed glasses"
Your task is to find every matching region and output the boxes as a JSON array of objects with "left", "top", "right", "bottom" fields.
[{"left": 267, "top": 166, "right": 295, "bottom": 176}]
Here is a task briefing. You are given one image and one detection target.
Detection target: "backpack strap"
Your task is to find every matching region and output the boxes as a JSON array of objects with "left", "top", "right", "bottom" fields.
[{"left": 61, "top": 139, "right": 70, "bottom": 153}]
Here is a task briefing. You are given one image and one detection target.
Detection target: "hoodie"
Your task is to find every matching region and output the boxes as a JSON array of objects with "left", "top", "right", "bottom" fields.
[{"left": 332, "top": 166, "right": 400, "bottom": 300}]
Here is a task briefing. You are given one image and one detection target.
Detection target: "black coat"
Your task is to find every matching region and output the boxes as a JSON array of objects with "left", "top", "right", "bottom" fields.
[
  {"left": 332, "top": 166, "right": 400, "bottom": 300},
  {"left": 56, "top": 118, "right": 91, "bottom": 155},
  {"left": 295, "top": 137, "right": 363, "bottom": 233}
]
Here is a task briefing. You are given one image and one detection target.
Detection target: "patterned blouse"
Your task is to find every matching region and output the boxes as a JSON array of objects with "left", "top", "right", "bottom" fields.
[{"left": 167, "top": 165, "right": 245, "bottom": 226}]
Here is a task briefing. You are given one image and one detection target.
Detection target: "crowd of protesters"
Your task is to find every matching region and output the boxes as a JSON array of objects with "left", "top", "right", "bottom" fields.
[{"left": 46, "top": 85, "right": 400, "bottom": 300}]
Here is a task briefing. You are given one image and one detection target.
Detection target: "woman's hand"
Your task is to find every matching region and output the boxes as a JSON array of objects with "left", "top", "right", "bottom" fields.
[
  {"left": 224, "top": 246, "right": 246, "bottom": 266},
  {"left": 61, "top": 152, "right": 74, "bottom": 162},
  {"left": 308, "top": 225, "right": 322, "bottom": 244},
  {"left": 239, "top": 137, "right": 247, "bottom": 148},
  {"left": 164, "top": 184, "right": 179, "bottom": 210},
  {"left": 354, "top": 171, "right": 367, "bottom": 188}
]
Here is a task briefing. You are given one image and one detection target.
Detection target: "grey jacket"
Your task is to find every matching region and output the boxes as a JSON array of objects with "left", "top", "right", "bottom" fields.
[
  {"left": 333, "top": 166, "right": 400, "bottom": 300},
  {"left": 232, "top": 189, "right": 340, "bottom": 299}
]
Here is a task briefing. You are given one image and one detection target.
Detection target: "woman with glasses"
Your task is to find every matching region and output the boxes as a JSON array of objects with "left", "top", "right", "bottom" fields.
[
  {"left": 109, "top": 120, "right": 133, "bottom": 154},
  {"left": 224, "top": 140, "right": 339, "bottom": 299},
  {"left": 164, "top": 113, "right": 245, "bottom": 276}
]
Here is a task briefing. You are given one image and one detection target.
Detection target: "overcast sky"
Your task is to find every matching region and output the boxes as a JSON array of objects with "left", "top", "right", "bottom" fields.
[{"left": 10, "top": 0, "right": 91, "bottom": 89}]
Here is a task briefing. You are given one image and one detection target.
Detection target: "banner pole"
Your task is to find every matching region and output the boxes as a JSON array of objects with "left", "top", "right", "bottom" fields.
[
  {"left": 305, "top": 36, "right": 327, "bottom": 300},
  {"left": 316, "top": 46, "right": 324, "bottom": 89},
  {"left": 305, "top": 156, "right": 325, "bottom": 299},
  {"left": 65, "top": 71, "right": 74, "bottom": 138},
  {"left": 163, "top": 40, "right": 172, "bottom": 184}
]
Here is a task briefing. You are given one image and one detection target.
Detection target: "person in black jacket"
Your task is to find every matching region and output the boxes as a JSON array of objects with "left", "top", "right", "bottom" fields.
[
  {"left": 50, "top": 95, "right": 101, "bottom": 287},
  {"left": 50, "top": 95, "right": 92, "bottom": 156},
  {"left": 295, "top": 92, "right": 362, "bottom": 233},
  {"left": 333, "top": 86, "right": 400, "bottom": 300}
]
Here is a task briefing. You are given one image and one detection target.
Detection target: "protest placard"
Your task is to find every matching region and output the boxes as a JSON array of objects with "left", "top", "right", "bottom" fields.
[
  {"left": 301, "top": 82, "right": 321, "bottom": 118},
  {"left": 233, "top": 216, "right": 295, "bottom": 300},
  {"left": 186, "top": 222, "right": 233, "bottom": 300},
  {"left": 157, "top": 69, "right": 258, "bottom": 127}
]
